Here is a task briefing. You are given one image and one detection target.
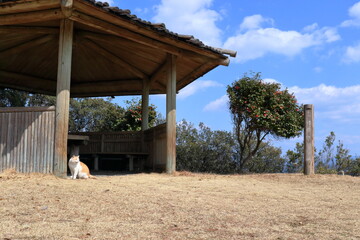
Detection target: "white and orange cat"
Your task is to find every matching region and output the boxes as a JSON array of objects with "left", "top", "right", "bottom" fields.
[{"left": 68, "top": 155, "right": 95, "bottom": 179}]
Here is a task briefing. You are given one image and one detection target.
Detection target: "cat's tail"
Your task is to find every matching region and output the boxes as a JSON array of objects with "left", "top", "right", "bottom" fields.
[{"left": 89, "top": 174, "right": 97, "bottom": 179}]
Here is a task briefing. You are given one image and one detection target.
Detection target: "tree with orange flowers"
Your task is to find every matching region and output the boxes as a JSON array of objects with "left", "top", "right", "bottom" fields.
[{"left": 227, "top": 72, "right": 303, "bottom": 172}]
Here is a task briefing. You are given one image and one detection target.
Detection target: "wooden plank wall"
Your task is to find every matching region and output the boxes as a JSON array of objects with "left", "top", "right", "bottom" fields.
[
  {"left": 0, "top": 106, "right": 55, "bottom": 173},
  {"left": 144, "top": 123, "right": 167, "bottom": 171},
  {"left": 77, "top": 131, "right": 144, "bottom": 154}
]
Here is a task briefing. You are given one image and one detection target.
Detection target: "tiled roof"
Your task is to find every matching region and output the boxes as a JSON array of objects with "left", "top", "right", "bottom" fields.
[{"left": 82, "top": 0, "right": 228, "bottom": 56}]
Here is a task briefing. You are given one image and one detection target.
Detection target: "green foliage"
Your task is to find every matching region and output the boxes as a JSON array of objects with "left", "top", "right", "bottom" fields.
[
  {"left": 227, "top": 72, "right": 304, "bottom": 171},
  {"left": 117, "top": 98, "right": 158, "bottom": 131}
]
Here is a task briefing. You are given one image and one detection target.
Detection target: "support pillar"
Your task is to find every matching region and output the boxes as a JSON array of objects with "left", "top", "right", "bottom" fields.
[
  {"left": 141, "top": 78, "right": 150, "bottom": 131},
  {"left": 166, "top": 54, "right": 177, "bottom": 174},
  {"left": 304, "top": 104, "right": 315, "bottom": 175},
  {"left": 53, "top": 19, "right": 73, "bottom": 177}
]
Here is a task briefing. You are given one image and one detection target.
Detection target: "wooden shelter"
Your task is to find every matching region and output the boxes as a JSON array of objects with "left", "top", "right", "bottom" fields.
[{"left": 0, "top": 0, "right": 236, "bottom": 176}]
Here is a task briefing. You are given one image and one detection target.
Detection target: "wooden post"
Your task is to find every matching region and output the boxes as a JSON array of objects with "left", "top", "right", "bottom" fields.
[
  {"left": 141, "top": 79, "right": 150, "bottom": 131},
  {"left": 166, "top": 54, "right": 177, "bottom": 174},
  {"left": 304, "top": 104, "right": 315, "bottom": 175},
  {"left": 53, "top": 19, "right": 73, "bottom": 177}
]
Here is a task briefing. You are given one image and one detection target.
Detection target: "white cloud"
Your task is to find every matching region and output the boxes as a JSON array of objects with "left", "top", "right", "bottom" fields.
[
  {"left": 152, "top": 0, "right": 222, "bottom": 46},
  {"left": 289, "top": 83, "right": 360, "bottom": 122},
  {"left": 262, "top": 78, "right": 280, "bottom": 85},
  {"left": 341, "top": 1, "right": 360, "bottom": 27},
  {"left": 313, "top": 66, "right": 323, "bottom": 73},
  {"left": 203, "top": 95, "right": 228, "bottom": 112},
  {"left": 178, "top": 80, "right": 222, "bottom": 99},
  {"left": 343, "top": 43, "right": 360, "bottom": 63},
  {"left": 240, "top": 14, "right": 273, "bottom": 31},
  {"left": 223, "top": 15, "right": 340, "bottom": 63}
]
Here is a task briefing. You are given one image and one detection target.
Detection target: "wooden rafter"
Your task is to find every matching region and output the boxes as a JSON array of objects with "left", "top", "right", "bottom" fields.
[
  {"left": 70, "top": 11, "right": 183, "bottom": 56},
  {"left": 0, "top": 70, "right": 55, "bottom": 94},
  {"left": 81, "top": 38, "right": 149, "bottom": 80},
  {"left": 79, "top": 31, "right": 167, "bottom": 63},
  {"left": 0, "top": 35, "right": 55, "bottom": 55}
]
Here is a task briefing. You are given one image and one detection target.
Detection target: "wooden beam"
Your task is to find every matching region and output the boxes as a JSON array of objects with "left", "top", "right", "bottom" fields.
[
  {"left": 0, "top": 0, "right": 59, "bottom": 15},
  {"left": 81, "top": 38, "right": 149, "bottom": 80},
  {"left": 0, "top": 9, "right": 63, "bottom": 26},
  {"left": 0, "top": 35, "right": 55, "bottom": 56},
  {"left": 71, "top": 89, "right": 164, "bottom": 98},
  {"left": 0, "top": 70, "right": 55, "bottom": 94},
  {"left": 72, "top": 78, "right": 142, "bottom": 88},
  {"left": 177, "top": 61, "right": 218, "bottom": 90},
  {"left": 70, "top": 11, "right": 182, "bottom": 56},
  {"left": 0, "top": 26, "right": 59, "bottom": 34},
  {"left": 54, "top": 19, "right": 74, "bottom": 178},
  {"left": 166, "top": 54, "right": 177, "bottom": 174}
]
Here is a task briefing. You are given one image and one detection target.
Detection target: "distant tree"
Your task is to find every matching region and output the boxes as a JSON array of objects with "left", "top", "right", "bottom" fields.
[
  {"left": 0, "top": 88, "right": 28, "bottom": 107},
  {"left": 176, "top": 120, "right": 237, "bottom": 173},
  {"left": 68, "top": 97, "right": 125, "bottom": 132},
  {"left": 335, "top": 140, "right": 352, "bottom": 172},
  {"left": 287, "top": 131, "right": 356, "bottom": 174},
  {"left": 227, "top": 72, "right": 304, "bottom": 172},
  {"left": 27, "top": 94, "right": 56, "bottom": 107},
  {"left": 317, "top": 131, "right": 336, "bottom": 169}
]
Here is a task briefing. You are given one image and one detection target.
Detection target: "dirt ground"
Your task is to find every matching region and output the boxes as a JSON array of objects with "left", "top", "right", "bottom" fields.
[{"left": 0, "top": 170, "right": 359, "bottom": 240}]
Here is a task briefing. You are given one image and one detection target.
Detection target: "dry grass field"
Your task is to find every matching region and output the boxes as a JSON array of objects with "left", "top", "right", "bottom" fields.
[{"left": 0, "top": 170, "right": 359, "bottom": 240}]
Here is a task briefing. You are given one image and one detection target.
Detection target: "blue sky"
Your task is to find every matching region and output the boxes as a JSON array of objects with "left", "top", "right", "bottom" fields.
[{"left": 111, "top": 0, "right": 360, "bottom": 156}]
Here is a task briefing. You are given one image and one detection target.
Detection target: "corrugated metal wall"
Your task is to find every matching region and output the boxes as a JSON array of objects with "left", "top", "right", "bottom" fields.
[{"left": 0, "top": 106, "right": 55, "bottom": 173}]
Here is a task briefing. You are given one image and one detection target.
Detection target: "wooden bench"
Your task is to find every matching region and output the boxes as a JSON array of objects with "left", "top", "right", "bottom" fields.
[{"left": 88, "top": 152, "right": 148, "bottom": 172}]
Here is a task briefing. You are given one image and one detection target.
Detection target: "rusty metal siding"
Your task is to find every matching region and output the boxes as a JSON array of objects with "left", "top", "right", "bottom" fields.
[{"left": 0, "top": 106, "right": 55, "bottom": 173}]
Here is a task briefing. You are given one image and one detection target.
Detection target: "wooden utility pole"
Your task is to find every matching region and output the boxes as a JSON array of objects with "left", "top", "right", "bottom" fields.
[
  {"left": 304, "top": 104, "right": 315, "bottom": 175},
  {"left": 53, "top": 19, "right": 73, "bottom": 177},
  {"left": 166, "top": 54, "right": 177, "bottom": 174}
]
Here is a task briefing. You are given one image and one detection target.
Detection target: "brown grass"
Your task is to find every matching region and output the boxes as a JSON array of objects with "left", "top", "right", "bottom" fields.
[{"left": 0, "top": 170, "right": 359, "bottom": 240}]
